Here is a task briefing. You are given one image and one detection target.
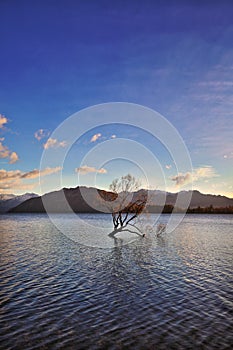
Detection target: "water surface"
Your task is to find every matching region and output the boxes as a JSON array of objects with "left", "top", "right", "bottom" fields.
[{"left": 0, "top": 214, "right": 232, "bottom": 349}]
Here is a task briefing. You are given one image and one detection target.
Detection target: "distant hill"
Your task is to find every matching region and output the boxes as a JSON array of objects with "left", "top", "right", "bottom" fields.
[
  {"left": 165, "top": 190, "right": 233, "bottom": 208},
  {"left": 9, "top": 187, "right": 116, "bottom": 213},
  {"left": 8, "top": 186, "right": 233, "bottom": 214},
  {"left": 0, "top": 193, "right": 38, "bottom": 213}
]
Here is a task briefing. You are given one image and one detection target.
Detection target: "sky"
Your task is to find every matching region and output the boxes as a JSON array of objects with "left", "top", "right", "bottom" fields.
[{"left": 0, "top": 0, "right": 232, "bottom": 197}]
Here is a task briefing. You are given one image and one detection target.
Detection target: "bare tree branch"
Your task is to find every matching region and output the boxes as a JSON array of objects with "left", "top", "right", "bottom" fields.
[{"left": 108, "top": 174, "right": 148, "bottom": 235}]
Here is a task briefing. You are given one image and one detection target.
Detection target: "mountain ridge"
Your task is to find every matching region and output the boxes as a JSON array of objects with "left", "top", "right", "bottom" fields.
[
  {"left": 8, "top": 186, "right": 233, "bottom": 214},
  {"left": 0, "top": 193, "right": 38, "bottom": 213}
]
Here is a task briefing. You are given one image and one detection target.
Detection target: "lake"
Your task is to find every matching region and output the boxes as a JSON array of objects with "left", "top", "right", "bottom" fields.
[{"left": 0, "top": 214, "right": 232, "bottom": 349}]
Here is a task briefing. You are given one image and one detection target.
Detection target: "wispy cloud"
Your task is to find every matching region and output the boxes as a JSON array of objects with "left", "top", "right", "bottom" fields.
[
  {"left": 75, "top": 165, "right": 107, "bottom": 175},
  {"left": 0, "top": 167, "right": 61, "bottom": 182},
  {"left": 34, "top": 129, "right": 50, "bottom": 141},
  {"left": 171, "top": 166, "right": 218, "bottom": 187},
  {"left": 43, "top": 138, "right": 67, "bottom": 149},
  {"left": 194, "top": 166, "right": 218, "bottom": 179},
  {"left": 0, "top": 114, "right": 8, "bottom": 129},
  {"left": 0, "top": 180, "right": 36, "bottom": 192},
  {"left": 90, "top": 133, "right": 101, "bottom": 142},
  {"left": 0, "top": 166, "right": 62, "bottom": 192},
  {"left": 198, "top": 81, "right": 233, "bottom": 89},
  {"left": 21, "top": 167, "right": 62, "bottom": 179}
]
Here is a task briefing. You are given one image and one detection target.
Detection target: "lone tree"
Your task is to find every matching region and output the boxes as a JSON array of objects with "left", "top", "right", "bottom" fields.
[{"left": 108, "top": 174, "right": 148, "bottom": 233}]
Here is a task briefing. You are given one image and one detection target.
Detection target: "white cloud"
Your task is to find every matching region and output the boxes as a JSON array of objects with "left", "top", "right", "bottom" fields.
[
  {"left": 111, "top": 134, "right": 117, "bottom": 139},
  {"left": 171, "top": 166, "right": 218, "bottom": 187},
  {"left": 90, "top": 133, "right": 101, "bottom": 142},
  {"left": 165, "top": 164, "right": 172, "bottom": 170},
  {"left": 0, "top": 114, "right": 8, "bottom": 129},
  {"left": 9, "top": 152, "right": 19, "bottom": 164},
  {"left": 43, "top": 138, "right": 67, "bottom": 149},
  {"left": 75, "top": 165, "right": 107, "bottom": 175},
  {"left": 34, "top": 129, "right": 50, "bottom": 141}
]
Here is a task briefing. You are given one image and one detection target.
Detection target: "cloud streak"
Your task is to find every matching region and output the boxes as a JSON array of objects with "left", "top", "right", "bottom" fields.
[
  {"left": 21, "top": 167, "right": 62, "bottom": 179},
  {"left": 198, "top": 81, "right": 233, "bottom": 89},
  {"left": 0, "top": 166, "right": 62, "bottom": 192},
  {"left": 75, "top": 165, "right": 107, "bottom": 175}
]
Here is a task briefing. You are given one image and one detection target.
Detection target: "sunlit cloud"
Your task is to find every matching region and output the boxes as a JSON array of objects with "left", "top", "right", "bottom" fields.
[
  {"left": 0, "top": 141, "right": 10, "bottom": 158},
  {"left": 21, "top": 166, "right": 62, "bottom": 179},
  {"left": 194, "top": 166, "right": 218, "bottom": 179},
  {"left": 0, "top": 114, "right": 8, "bottom": 129},
  {"left": 171, "top": 166, "right": 218, "bottom": 187},
  {"left": 0, "top": 169, "right": 21, "bottom": 181},
  {"left": 165, "top": 164, "right": 172, "bottom": 169},
  {"left": 75, "top": 165, "right": 107, "bottom": 175},
  {"left": 43, "top": 138, "right": 67, "bottom": 149},
  {"left": 9, "top": 152, "right": 19, "bottom": 164},
  {"left": 0, "top": 116, "right": 19, "bottom": 164},
  {"left": 0, "top": 141, "right": 19, "bottom": 164},
  {"left": 0, "top": 180, "right": 36, "bottom": 192},
  {"left": 90, "top": 133, "right": 101, "bottom": 142},
  {"left": 171, "top": 172, "right": 192, "bottom": 187},
  {"left": 0, "top": 166, "right": 62, "bottom": 192},
  {"left": 0, "top": 167, "right": 61, "bottom": 182},
  {"left": 34, "top": 129, "right": 50, "bottom": 141}
]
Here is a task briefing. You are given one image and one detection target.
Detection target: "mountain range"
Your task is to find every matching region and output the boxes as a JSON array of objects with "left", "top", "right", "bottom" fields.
[
  {"left": 0, "top": 193, "right": 39, "bottom": 213},
  {"left": 7, "top": 186, "right": 233, "bottom": 214}
]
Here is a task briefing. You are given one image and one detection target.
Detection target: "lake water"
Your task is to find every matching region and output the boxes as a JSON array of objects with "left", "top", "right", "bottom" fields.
[{"left": 0, "top": 214, "right": 232, "bottom": 349}]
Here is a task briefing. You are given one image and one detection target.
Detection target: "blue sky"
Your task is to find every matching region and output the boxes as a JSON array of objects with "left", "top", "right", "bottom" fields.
[{"left": 0, "top": 0, "right": 232, "bottom": 197}]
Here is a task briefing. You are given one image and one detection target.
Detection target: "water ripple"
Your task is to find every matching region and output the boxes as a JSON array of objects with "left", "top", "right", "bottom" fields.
[{"left": 0, "top": 214, "right": 232, "bottom": 349}]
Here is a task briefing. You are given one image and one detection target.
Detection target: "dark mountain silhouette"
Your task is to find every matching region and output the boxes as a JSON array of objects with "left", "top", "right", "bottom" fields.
[
  {"left": 0, "top": 193, "right": 38, "bottom": 213},
  {"left": 165, "top": 190, "right": 233, "bottom": 208},
  {"left": 9, "top": 187, "right": 116, "bottom": 213},
  {"left": 8, "top": 186, "right": 233, "bottom": 214}
]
